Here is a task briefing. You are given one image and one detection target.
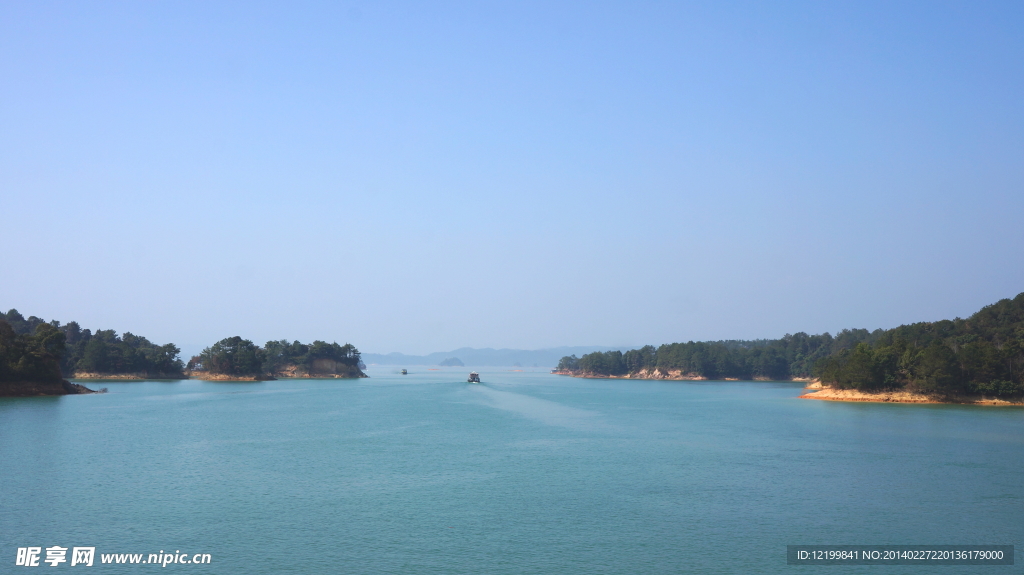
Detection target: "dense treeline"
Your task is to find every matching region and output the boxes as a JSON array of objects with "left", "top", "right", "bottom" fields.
[
  {"left": 188, "top": 337, "right": 364, "bottom": 378},
  {"left": 816, "top": 295, "right": 1024, "bottom": 396},
  {"left": 1, "top": 309, "right": 185, "bottom": 378},
  {"left": 0, "top": 320, "right": 66, "bottom": 383},
  {"left": 558, "top": 293, "right": 1024, "bottom": 398},
  {"left": 1, "top": 309, "right": 365, "bottom": 381},
  {"left": 557, "top": 332, "right": 864, "bottom": 380}
]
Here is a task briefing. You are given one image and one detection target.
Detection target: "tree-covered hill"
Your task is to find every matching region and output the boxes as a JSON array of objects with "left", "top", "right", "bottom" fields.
[
  {"left": 1, "top": 309, "right": 185, "bottom": 379},
  {"left": 0, "top": 320, "right": 65, "bottom": 384},
  {"left": 187, "top": 337, "right": 366, "bottom": 379},
  {"left": 0, "top": 319, "right": 96, "bottom": 395},
  {"left": 558, "top": 292, "right": 1024, "bottom": 398}
]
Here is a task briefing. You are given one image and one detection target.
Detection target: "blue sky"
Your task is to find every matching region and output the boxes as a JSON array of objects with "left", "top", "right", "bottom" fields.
[{"left": 2, "top": 1, "right": 1022, "bottom": 356}]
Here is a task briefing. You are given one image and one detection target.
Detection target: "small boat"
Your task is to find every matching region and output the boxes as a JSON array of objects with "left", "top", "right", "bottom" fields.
[
  {"left": 467, "top": 372, "right": 480, "bottom": 383},
  {"left": 400, "top": 369, "right": 408, "bottom": 375}
]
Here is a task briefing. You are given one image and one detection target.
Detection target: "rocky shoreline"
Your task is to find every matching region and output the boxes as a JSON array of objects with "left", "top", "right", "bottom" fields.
[
  {"left": 799, "top": 387, "right": 1024, "bottom": 406},
  {"left": 553, "top": 370, "right": 1022, "bottom": 405},
  {"left": 185, "top": 367, "right": 367, "bottom": 381},
  {"left": 0, "top": 380, "right": 100, "bottom": 397},
  {"left": 555, "top": 368, "right": 708, "bottom": 380},
  {"left": 72, "top": 372, "right": 186, "bottom": 380},
  {"left": 186, "top": 372, "right": 276, "bottom": 382},
  {"left": 554, "top": 369, "right": 818, "bottom": 383}
]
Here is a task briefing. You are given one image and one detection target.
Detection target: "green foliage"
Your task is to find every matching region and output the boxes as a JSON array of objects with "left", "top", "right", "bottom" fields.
[
  {"left": 0, "top": 320, "right": 66, "bottom": 383},
  {"left": 910, "top": 343, "right": 961, "bottom": 396},
  {"left": 1, "top": 309, "right": 361, "bottom": 381},
  {"left": 578, "top": 350, "right": 627, "bottom": 376},
  {"left": 1, "top": 309, "right": 185, "bottom": 378},
  {"left": 69, "top": 329, "right": 183, "bottom": 376},
  {"left": 302, "top": 340, "right": 360, "bottom": 372},
  {"left": 197, "top": 337, "right": 265, "bottom": 376},
  {"left": 562, "top": 292, "right": 1024, "bottom": 397},
  {"left": 623, "top": 345, "right": 657, "bottom": 372},
  {"left": 556, "top": 355, "right": 580, "bottom": 371},
  {"left": 193, "top": 338, "right": 363, "bottom": 377},
  {"left": 973, "top": 379, "right": 1024, "bottom": 397},
  {"left": 262, "top": 339, "right": 309, "bottom": 373},
  {"left": 642, "top": 333, "right": 848, "bottom": 380},
  {"left": 817, "top": 343, "right": 886, "bottom": 390}
]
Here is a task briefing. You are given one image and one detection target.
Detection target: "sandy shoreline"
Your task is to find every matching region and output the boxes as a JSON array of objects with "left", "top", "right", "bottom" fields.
[
  {"left": 556, "top": 370, "right": 820, "bottom": 383},
  {"left": 557, "top": 369, "right": 708, "bottom": 380},
  {"left": 800, "top": 387, "right": 1024, "bottom": 406},
  {"left": 72, "top": 372, "right": 185, "bottom": 380},
  {"left": 186, "top": 373, "right": 275, "bottom": 381},
  {"left": 555, "top": 371, "right": 1023, "bottom": 405},
  {"left": 185, "top": 372, "right": 365, "bottom": 381}
]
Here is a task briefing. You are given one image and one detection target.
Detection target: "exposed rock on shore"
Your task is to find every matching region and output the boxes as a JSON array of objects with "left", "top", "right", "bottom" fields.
[
  {"left": 186, "top": 372, "right": 276, "bottom": 382},
  {"left": 0, "top": 380, "right": 99, "bottom": 396},
  {"left": 554, "top": 370, "right": 824, "bottom": 383},
  {"left": 558, "top": 368, "right": 708, "bottom": 380},
  {"left": 72, "top": 372, "right": 186, "bottom": 380},
  {"left": 271, "top": 361, "right": 367, "bottom": 379},
  {"left": 186, "top": 361, "right": 367, "bottom": 381},
  {"left": 800, "top": 387, "right": 1024, "bottom": 405}
]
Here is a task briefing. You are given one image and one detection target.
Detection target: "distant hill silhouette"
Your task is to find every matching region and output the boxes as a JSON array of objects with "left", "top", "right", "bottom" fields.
[{"left": 362, "top": 346, "right": 627, "bottom": 368}]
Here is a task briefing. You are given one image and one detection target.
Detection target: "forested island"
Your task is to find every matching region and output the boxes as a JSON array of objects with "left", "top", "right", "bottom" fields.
[
  {"left": 1, "top": 315, "right": 95, "bottom": 396},
  {"left": 556, "top": 293, "right": 1024, "bottom": 404},
  {"left": 1, "top": 308, "right": 366, "bottom": 394},
  {"left": 186, "top": 337, "right": 366, "bottom": 380},
  {"left": 1, "top": 309, "right": 185, "bottom": 384}
]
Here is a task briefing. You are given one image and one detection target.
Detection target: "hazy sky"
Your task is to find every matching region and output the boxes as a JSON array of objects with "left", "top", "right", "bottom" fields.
[{"left": 2, "top": 1, "right": 1022, "bottom": 356}]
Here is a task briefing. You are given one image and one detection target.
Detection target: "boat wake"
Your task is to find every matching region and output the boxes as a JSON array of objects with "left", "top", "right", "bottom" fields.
[{"left": 466, "top": 386, "right": 606, "bottom": 430}]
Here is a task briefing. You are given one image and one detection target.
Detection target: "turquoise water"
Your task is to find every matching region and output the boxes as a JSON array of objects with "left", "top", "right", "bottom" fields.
[{"left": 2, "top": 368, "right": 1022, "bottom": 574}]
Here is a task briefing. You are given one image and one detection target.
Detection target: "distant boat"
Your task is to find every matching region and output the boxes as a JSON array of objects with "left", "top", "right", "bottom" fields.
[
  {"left": 401, "top": 369, "right": 407, "bottom": 375},
  {"left": 467, "top": 372, "right": 480, "bottom": 383}
]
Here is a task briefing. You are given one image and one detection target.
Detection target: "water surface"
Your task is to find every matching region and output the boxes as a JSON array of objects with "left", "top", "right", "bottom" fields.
[{"left": 2, "top": 368, "right": 1021, "bottom": 573}]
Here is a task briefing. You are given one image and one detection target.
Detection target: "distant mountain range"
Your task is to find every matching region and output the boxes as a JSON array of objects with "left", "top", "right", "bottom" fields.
[{"left": 362, "top": 346, "right": 627, "bottom": 368}]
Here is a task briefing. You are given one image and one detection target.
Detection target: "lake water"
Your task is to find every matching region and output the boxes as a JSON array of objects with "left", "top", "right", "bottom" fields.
[{"left": 2, "top": 368, "right": 1022, "bottom": 573}]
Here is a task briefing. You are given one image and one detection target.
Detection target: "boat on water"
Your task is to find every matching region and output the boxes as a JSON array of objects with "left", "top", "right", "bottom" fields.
[
  {"left": 400, "top": 369, "right": 407, "bottom": 375},
  {"left": 467, "top": 372, "right": 480, "bottom": 383}
]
